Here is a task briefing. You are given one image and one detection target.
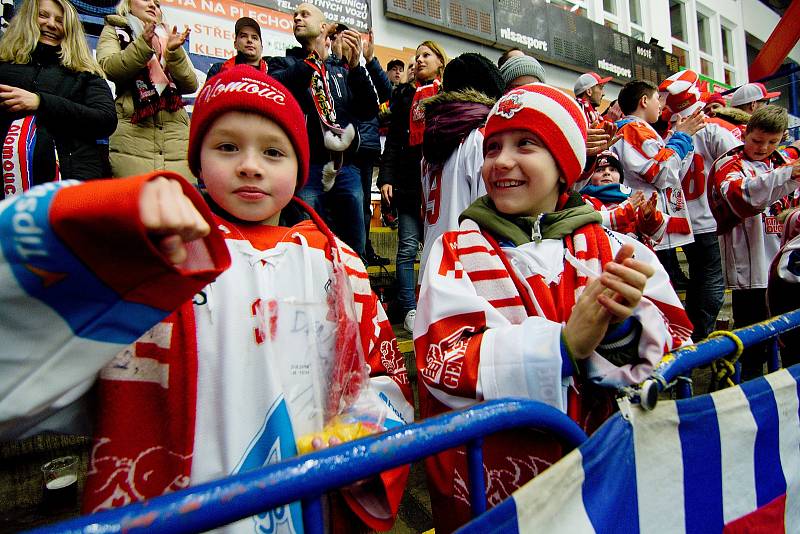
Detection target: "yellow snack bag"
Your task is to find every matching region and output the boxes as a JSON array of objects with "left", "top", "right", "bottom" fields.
[{"left": 296, "top": 417, "right": 382, "bottom": 455}]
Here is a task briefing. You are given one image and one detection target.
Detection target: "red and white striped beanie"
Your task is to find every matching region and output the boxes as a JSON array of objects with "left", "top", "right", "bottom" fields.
[
  {"left": 483, "top": 83, "right": 587, "bottom": 187},
  {"left": 658, "top": 70, "right": 705, "bottom": 122}
]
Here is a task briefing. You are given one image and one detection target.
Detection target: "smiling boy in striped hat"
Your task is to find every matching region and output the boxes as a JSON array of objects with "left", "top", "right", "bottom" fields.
[{"left": 413, "top": 83, "right": 693, "bottom": 533}]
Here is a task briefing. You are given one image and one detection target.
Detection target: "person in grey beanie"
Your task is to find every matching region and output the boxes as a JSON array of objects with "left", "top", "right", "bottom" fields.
[{"left": 499, "top": 54, "right": 546, "bottom": 91}]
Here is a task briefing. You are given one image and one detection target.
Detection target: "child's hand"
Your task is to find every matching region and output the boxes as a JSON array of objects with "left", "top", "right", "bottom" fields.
[
  {"left": 563, "top": 277, "right": 615, "bottom": 359},
  {"left": 311, "top": 435, "right": 342, "bottom": 450},
  {"left": 628, "top": 190, "right": 646, "bottom": 209},
  {"left": 673, "top": 110, "right": 706, "bottom": 136},
  {"left": 598, "top": 244, "right": 654, "bottom": 321},
  {"left": 637, "top": 193, "right": 664, "bottom": 236},
  {"left": 139, "top": 176, "right": 211, "bottom": 265}
]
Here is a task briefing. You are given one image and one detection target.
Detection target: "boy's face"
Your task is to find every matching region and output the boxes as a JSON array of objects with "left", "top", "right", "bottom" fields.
[
  {"left": 743, "top": 128, "right": 782, "bottom": 161},
  {"left": 642, "top": 90, "right": 661, "bottom": 123},
  {"left": 590, "top": 164, "right": 621, "bottom": 186},
  {"left": 482, "top": 129, "right": 561, "bottom": 217},
  {"left": 199, "top": 111, "right": 298, "bottom": 225}
]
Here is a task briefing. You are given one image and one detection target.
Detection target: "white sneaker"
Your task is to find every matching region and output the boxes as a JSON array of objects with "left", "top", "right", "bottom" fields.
[{"left": 403, "top": 309, "right": 416, "bottom": 334}]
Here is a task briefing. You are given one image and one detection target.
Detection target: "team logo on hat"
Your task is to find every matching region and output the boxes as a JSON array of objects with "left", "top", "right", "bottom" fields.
[
  {"left": 197, "top": 76, "right": 286, "bottom": 106},
  {"left": 496, "top": 93, "right": 524, "bottom": 119}
]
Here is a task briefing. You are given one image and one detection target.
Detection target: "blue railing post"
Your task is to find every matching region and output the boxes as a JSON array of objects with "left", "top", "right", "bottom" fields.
[
  {"left": 467, "top": 437, "right": 486, "bottom": 517},
  {"left": 301, "top": 496, "right": 324, "bottom": 534}
]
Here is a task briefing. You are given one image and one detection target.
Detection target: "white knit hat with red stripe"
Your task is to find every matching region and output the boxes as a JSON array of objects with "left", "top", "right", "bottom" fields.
[
  {"left": 484, "top": 83, "right": 587, "bottom": 187},
  {"left": 658, "top": 70, "right": 705, "bottom": 121}
]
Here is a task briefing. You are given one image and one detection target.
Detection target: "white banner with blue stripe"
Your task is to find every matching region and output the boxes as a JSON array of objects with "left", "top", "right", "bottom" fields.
[{"left": 457, "top": 365, "right": 800, "bottom": 533}]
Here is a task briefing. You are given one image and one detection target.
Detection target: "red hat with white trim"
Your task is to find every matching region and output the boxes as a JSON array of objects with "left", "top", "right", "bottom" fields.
[
  {"left": 729, "top": 82, "right": 781, "bottom": 107},
  {"left": 658, "top": 69, "right": 705, "bottom": 121},
  {"left": 188, "top": 65, "right": 309, "bottom": 190},
  {"left": 574, "top": 72, "right": 612, "bottom": 96},
  {"left": 484, "top": 83, "right": 587, "bottom": 187}
]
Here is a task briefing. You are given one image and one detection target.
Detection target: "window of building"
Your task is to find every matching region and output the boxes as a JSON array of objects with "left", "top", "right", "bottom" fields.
[
  {"left": 697, "top": 12, "right": 711, "bottom": 53},
  {"left": 669, "top": 0, "right": 690, "bottom": 69},
  {"left": 721, "top": 21, "right": 737, "bottom": 86},
  {"left": 721, "top": 25, "right": 733, "bottom": 64},
  {"left": 670, "top": 0, "right": 686, "bottom": 42},
  {"left": 628, "top": 0, "right": 645, "bottom": 40}
]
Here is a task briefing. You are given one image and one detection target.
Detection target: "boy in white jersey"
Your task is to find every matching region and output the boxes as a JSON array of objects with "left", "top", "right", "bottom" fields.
[
  {"left": 709, "top": 105, "right": 800, "bottom": 380},
  {"left": 0, "top": 66, "right": 413, "bottom": 532},
  {"left": 658, "top": 70, "right": 741, "bottom": 341},
  {"left": 415, "top": 83, "right": 692, "bottom": 532}
]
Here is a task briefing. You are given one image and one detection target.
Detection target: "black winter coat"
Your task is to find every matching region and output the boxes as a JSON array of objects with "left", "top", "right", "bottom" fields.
[
  {"left": 268, "top": 48, "right": 378, "bottom": 165},
  {"left": 0, "top": 43, "right": 117, "bottom": 198},
  {"left": 377, "top": 82, "right": 421, "bottom": 214}
]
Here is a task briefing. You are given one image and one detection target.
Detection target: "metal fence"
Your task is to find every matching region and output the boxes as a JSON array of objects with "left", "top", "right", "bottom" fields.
[{"left": 29, "top": 309, "right": 800, "bottom": 534}]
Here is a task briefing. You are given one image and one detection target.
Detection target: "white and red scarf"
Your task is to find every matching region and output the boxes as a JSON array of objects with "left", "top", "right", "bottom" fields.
[
  {"left": 2, "top": 116, "right": 59, "bottom": 198},
  {"left": 82, "top": 199, "right": 369, "bottom": 513}
]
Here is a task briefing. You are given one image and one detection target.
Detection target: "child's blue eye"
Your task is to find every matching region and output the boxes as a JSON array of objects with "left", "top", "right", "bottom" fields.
[
  {"left": 217, "top": 143, "right": 237, "bottom": 152},
  {"left": 264, "top": 148, "right": 285, "bottom": 158}
]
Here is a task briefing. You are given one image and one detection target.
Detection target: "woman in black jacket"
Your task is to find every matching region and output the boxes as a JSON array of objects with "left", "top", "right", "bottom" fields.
[
  {"left": 378, "top": 40, "right": 447, "bottom": 333},
  {"left": 0, "top": 0, "right": 116, "bottom": 198}
]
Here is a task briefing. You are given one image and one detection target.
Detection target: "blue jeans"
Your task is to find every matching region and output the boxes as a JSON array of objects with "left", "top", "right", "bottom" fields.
[
  {"left": 297, "top": 163, "right": 365, "bottom": 258},
  {"left": 396, "top": 210, "right": 422, "bottom": 312},
  {"left": 682, "top": 232, "right": 725, "bottom": 341}
]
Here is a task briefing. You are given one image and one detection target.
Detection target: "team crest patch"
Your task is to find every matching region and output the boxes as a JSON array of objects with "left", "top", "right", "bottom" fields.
[{"left": 496, "top": 94, "right": 524, "bottom": 119}]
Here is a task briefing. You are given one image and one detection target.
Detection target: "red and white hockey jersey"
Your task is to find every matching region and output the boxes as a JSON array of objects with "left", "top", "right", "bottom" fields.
[
  {"left": 414, "top": 218, "right": 692, "bottom": 532},
  {"left": 612, "top": 116, "right": 694, "bottom": 250},
  {"left": 421, "top": 128, "right": 486, "bottom": 276},
  {"left": 0, "top": 174, "right": 413, "bottom": 533},
  {"left": 679, "top": 121, "right": 741, "bottom": 234},
  {"left": 709, "top": 146, "right": 800, "bottom": 289}
]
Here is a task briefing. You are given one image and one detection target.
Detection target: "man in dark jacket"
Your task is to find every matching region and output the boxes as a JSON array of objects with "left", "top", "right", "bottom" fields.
[
  {"left": 340, "top": 27, "right": 393, "bottom": 266},
  {"left": 206, "top": 17, "right": 268, "bottom": 79},
  {"left": 268, "top": 3, "right": 379, "bottom": 258}
]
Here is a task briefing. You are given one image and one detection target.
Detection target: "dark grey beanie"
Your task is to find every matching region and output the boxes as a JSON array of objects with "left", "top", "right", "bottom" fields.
[{"left": 500, "top": 55, "right": 547, "bottom": 87}]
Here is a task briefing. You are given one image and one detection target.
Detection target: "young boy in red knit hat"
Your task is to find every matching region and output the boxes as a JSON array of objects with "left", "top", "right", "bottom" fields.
[
  {"left": 0, "top": 66, "right": 412, "bottom": 532},
  {"left": 413, "top": 83, "right": 693, "bottom": 533}
]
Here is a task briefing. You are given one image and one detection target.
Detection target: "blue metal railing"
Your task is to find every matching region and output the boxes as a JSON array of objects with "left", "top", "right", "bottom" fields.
[
  {"left": 633, "top": 308, "right": 800, "bottom": 409},
  {"left": 28, "top": 399, "right": 587, "bottom": 534},
  {"left": 29, "top": 310, "right": 800, "bottom": 533}
]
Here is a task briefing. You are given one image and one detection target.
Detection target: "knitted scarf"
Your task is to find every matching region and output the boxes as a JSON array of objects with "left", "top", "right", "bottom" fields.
[
  {"left": 114, "top": 19, "right": 183, "bottom": 124},
  {"left": 580, "top": 183, "right": 631, "bottom": 204},
  {"left": 457, "top": 193, "right": 615, "bottom": 427},
  {"left": 82, "top": 198, "right": 367, "bottom": 513},
  {"left": 408, "top": 78, "right": 440, "bottom": 147}
]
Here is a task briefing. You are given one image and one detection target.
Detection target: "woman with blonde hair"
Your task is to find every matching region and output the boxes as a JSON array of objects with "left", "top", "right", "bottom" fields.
[
  {"left": 97, "top": 0, "right": 197, "bottom": 179},
  {"left": 0, "top": 0, "right": 116, "bottom": 198},
  {"left": 378, "top": 39, "right": 447, "bottom": 333}
]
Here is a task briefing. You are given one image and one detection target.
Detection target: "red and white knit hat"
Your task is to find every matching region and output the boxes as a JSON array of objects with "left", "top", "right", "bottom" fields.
[
  {"left": 574, "top": 72, "right": 612, "bottom": 96},
  {"left": 484, "top": 83, "right": 588, "bottom": 186},
  {"left": 188, "top": 65, "right": 310, "bottom": 190},
  {"left": 658, "top": 69, "right": 704, "bottom": 122},
  {"left": 729, "top": 82, "right": 781, "bottom": 107}
]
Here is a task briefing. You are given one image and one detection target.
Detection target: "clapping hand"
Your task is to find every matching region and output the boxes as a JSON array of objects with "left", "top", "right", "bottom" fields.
[{"left": 166, "top": 25, "right": 191, "bottom": 52}]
